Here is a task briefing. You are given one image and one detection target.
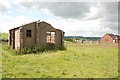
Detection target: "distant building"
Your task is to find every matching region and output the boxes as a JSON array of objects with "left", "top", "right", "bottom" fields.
[
  {"left": 9, "top": 20, "right": 65, "bottom": 50},
  {"left": 100, "top": 33, "right": 120, "bottom": 44}
]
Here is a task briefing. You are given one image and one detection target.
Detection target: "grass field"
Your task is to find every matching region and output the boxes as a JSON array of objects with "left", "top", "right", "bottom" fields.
[
  {"left": 1, "top": 41, "right": 118, "bottom": 78},
  {"left": 0, "top": 41, "right": 1, "bottom": 78},
  {"left": 0, "top": 33, "right": 8, "bottom": 39}
]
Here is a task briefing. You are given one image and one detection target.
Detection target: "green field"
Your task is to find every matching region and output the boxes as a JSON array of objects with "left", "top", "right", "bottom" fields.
[
  {"left": 0, "top": 41, "right": 1, "bottom": 78},
  {"left": 1, "top": 42, "right": 118, "bottom": 78},
  {"left": 0, "top": 33, "right": 8, "bottom": 39}
]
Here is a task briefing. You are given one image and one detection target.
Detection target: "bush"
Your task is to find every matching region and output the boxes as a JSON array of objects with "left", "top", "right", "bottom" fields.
[
  {"left": 16, "top": 44, "right": 67, "bottom": 54},
  {"left": 57, "top": 45, "right": 67, "bottom": 50},
  {"left": 64, "top": 38, "right": 78, "bottom": 43},
  {"left": 64, "top": 38, "right": 74, "bottom": 42}
]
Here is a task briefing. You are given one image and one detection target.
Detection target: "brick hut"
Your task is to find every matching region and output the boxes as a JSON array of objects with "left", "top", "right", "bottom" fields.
[{"left": 9, "top": 20, "right": 65, "bottom": 50}]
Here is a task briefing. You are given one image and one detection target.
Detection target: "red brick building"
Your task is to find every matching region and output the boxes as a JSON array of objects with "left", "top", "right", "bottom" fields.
[{"left": 100, "top": 33, "right": 120, "bottom": 44}]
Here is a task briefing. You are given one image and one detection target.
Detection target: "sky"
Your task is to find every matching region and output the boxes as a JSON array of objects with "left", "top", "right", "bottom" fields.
[{"left": 0, "top": 0, "right": 119, "bottom": 37}]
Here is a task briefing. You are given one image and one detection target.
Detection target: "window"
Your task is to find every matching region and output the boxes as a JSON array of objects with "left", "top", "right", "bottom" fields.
[
  {"left": 46, "top": 31, "right": 55, "bottom": 44},
  {"left": 113, "top": 40, "right": 115, "bottom": 43},
  {"left": 105, "top": 39, "right": 108, "bottom": 41},
  {"left": 26, "top": 30, "right": 32, "bottom": 37}
]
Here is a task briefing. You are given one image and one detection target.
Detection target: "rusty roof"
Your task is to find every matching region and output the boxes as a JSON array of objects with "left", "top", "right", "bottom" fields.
[
  {"left": 9, "top": 20, "right": 64, "bottom": 32},
  {"left": 9, "top": 21, "right": 37, "bottom": 31}
]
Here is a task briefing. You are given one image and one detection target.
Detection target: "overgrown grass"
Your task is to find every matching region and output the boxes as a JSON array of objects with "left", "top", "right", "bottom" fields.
[
  {"left": 16, "top": 44, "right": 67, "bottom": 55},
  {"left": 2, "top": 42, "right": 118, "bottom": 78}
]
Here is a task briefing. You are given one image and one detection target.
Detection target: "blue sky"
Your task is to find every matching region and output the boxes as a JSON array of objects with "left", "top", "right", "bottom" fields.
[{"left": 0, "top": 0, "right": 119, "bottom": 37}]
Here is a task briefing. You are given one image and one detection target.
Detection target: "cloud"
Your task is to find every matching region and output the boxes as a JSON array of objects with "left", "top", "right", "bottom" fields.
[
  {"left": 102, "top": 2, "right": 118, "bottom": 22},
  {"left": 47, "top": 2, "right": 91, "bottom": 19},
  {"left": 0, "top": 1, "right": 118, "bottom": 37},
  {"left": 97, "top": 2, "right": 118, "bottom": 33},
  {"left": 0, "top": 0, "right": 11, "bottom": 12},
  {"left": 0, "top": 14, "right": 34, "bottom": 33},
  {"left": 44, "top": 18, "right": 105, "bottom": 36},
  {"left": 14, "top": 1, "right": 118, "bottom": 23},
  {"left": 13, "top": 2, "right": 94, "bottom": 19}
]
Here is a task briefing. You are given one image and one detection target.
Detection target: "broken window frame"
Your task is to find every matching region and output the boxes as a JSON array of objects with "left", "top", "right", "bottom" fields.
[
  {"left": 26, "top": 30, "right": 32, "bottom": 38},
  {"left": 46, "top": 31, "right": 55, "bottom": 44}
]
